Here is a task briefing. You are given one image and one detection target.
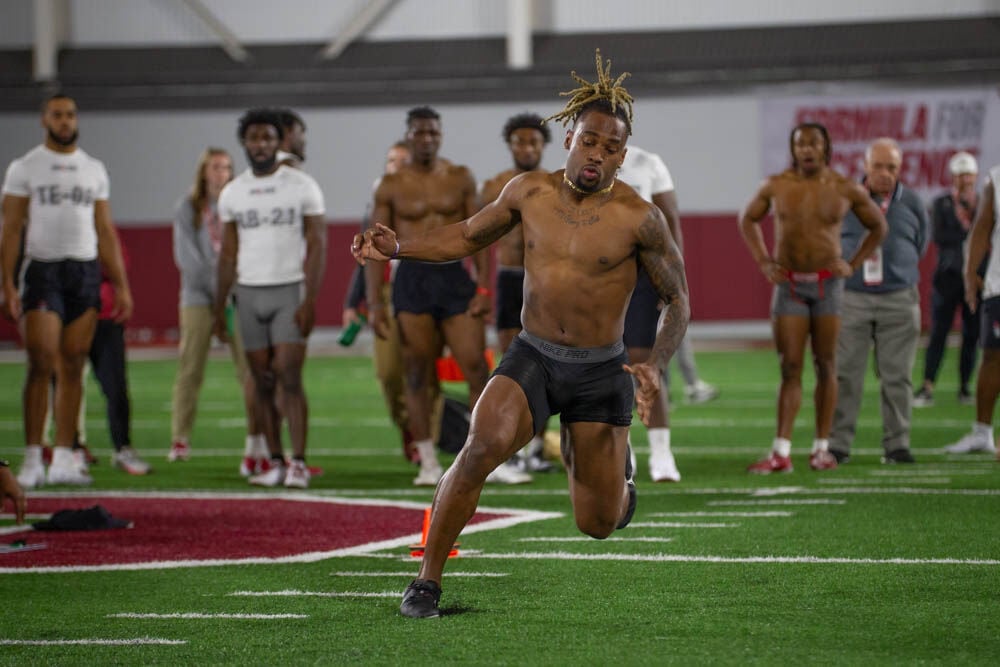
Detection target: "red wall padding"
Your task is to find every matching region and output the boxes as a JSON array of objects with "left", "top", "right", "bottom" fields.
[{"left": 0, "top": 215, "right": 939, "bottom": 344}]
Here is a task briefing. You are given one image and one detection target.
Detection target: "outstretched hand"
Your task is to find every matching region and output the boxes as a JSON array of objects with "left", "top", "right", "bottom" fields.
[
  {"left": 623, "top": 362, "right": 661, "bottom": 427},
  {"left": 351, "top": 223, "right": 399, "bottom": 265}
]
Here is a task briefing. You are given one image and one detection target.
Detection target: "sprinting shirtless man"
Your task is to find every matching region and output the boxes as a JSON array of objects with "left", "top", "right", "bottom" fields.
[{"left": 354, "top": 51, "right": 689, "bottom": 618}]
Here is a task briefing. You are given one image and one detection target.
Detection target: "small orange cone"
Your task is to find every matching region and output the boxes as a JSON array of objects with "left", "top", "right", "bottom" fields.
[{"left": 409, "top": 507, "right": 460, "bottom": 558}]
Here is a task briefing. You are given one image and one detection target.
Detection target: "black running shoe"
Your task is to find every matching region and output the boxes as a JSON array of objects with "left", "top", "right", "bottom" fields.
[
  {"left": 400, "top": 579, "right": 442, "bottom": 618},
  {"left": 881, "top": 448, "right": 916, "bottom": 464},
  {"left": 617, "top": 443, "right": 637, "bottom": 530},
  {"left": 829, "top": 449, "right": 851, "bottom": 464}
]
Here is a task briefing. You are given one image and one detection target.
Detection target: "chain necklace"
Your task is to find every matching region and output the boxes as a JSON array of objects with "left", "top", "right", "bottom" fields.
[{"left": 562, "top": 172, "right": 614, "bottom": 197}]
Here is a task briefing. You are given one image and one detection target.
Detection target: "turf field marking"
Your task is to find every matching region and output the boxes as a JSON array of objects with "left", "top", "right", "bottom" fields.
[
  {"left": 647, "top": 511, "right": 792, "bottom": 517},
  {"left": 519, "top": 537, "right": 674, "bottom": 543},
  {"left": 628, "top": 521, "right": 739, "bottom": 528},
  {"left": 707, "top": 499, "right": 846, "bottom": 506},
  {"left": 107, "top": 613, "right": 307, "bottom": 619},
  {"left": 817, "top": 477, "right": 952, "bottom": 485},
  {"left": 0, "top": 638, "right": 187, "bottom": 646},
  {"left": 0, "top": 525, "right": 35, "bottom": 536},
  {"left": 331, "top": 571, "right": 508, "bottom": 577},
  {"left": 1, "top": 491, "right": 561, "bottom": 574},
  {"left": 463, "top": 551, "right": 1000, "bottom": 565},
  {"left": 229, "top": 589, "right": 399, "bottom": 598},
  {"left": 868, "top": 468, "right": 993, "bottom": 476}
]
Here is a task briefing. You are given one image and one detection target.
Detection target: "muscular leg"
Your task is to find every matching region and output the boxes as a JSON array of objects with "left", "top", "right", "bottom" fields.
[
  {"left": 53, "top": 310, "right": 97, "bottom": 447},
  {"left": 440, "top": 312, "right": 490, "bottom": 408},
  {"left": 959, "top": 300, "right": 980, "bottom": 394},
  {"left": 245, "top": 348, "right": 282, "bottom": 458},
  {"left": 498, "top": 327, "right": 520, "bottom": 355},
  {"left": 809, "top": 314, "right": 840, "bottom": 439},
  {"left": 273, "top": 342, "right": 308, "bottom": 459},
  {"left": 773, "top": 315, "right": 810, "bottom": 440},
  {"left": 22, "top": 310, "right": 62, "bottom": 445},
  {"left": 397, "top": 312, "right": 442, "bottom": 442},
  {"left": 415, "top": 375, "right": 534, "bottom": 585},
  {"left": 562, "top": 420, "right": 631, "bottom": 538},
  {"left": 975, "top": 349, "right": 1000, "bottom": 425}
]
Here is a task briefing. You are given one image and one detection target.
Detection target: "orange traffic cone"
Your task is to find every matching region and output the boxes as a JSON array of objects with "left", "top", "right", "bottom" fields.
[{"left": 409, "top": 507, "right": 460, "bottom": 558}]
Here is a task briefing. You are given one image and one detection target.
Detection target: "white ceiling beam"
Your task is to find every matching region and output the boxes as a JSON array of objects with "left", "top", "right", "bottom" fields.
[
  {"left": 319, "top": 0, "right": 399, "bottom": 61},
  {"left": 181, "top": 0, "right": 250, "bottom": 63}
]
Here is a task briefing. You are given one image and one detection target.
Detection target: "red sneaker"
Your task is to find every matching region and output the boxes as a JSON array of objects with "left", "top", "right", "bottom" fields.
[
  {"left": 747, "top": 452, "right": 793, "bottom": 474},
  {"left": 239, "top": 456, "right": 257, "bottom": 477},
  {"left": 402, "top": 430, "right": 420, "bottom": 465},
  {"left": 808, "top": 450, "right": 838, "bottom": 471},
  {"left": 167, "top": 441, "right": 191, "bottom": 462}
]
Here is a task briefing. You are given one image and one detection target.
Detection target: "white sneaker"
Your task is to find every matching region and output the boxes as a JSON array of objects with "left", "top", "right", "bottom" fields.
[
  {"left": 17, "top": 461, "right": 46, "bottom": 489},
  {"left": 413, "top": 465, "right": 443, "bottom": 487},
  {"left": 113, "top": 447, "right": 151, "bottom": 475},
  {"left": 685, "top": 380, "right": 720, "bottom": 404},
  {"left": 649, "top": 449, "right": 681, "bottom": 482},
  {"left": 944, "top": 431, "right": 997, "bottom": 454},
  {"left": 47, "top": 461, "right": 93, "bottom": 486},
  {"left": 249, "top": 462, "right": 286, "bottom": 487},
  {"left": 485, "top": 460, "right": 532, "bottom": 485},
  {"left": 284, "top": 460, "right": 311, "bottom": 489}
]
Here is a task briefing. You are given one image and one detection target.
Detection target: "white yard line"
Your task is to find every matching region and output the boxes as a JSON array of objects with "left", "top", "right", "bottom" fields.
[
  {"left": 462, "top": 551, "right": 1000, "bottom": 565},
  {"left": 707, "top": 499, "right": 846, "bottom": 506},
  {"left": 0, "top": 638, "right": 187, "bottom": 646},
  {"left": 519, "top": 536, "right": 674, "bottom": 543},
  {"left": 331, "top": 571, "right": 509, "bottom": 577},
  {"left": 106, "top": 613, "right": 307, "bottom": 619},
  {"left": 228, "top": 590, "right": 399, "bottom": 598},
  {"left": 647, "top": 511, "right": 792, "bottom": 517},
  {"left": 817, "top": 477, "right": 951, "bottom": 485},
  {"left": 628, "top": 522, "right": 739, "bottom": 528}
]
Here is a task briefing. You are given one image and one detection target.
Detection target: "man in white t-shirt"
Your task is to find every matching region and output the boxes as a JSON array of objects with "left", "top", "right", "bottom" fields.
[
  {"left": 943, "top": 163, "right": 1000, "bottom": 456},
  {"left": 616, "top": 145, "right": 717, "bottom": 482},
  {"left": 0, "top": 94, "right": 133, "bottom": 488},
  {"left": 213, "top": 108, "right": 327, "bottom": 489}
]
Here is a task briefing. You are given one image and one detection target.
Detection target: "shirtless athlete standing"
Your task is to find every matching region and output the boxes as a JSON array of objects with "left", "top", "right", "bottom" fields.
[
  {"left": 354, "top": 51, "right": 690, "bottom": 618},
  {"left": 739, "top": 123, "right": 887, "bottom": 473},
  {"left": 365, "top": 107, "right": 492, "bottom": 487}
]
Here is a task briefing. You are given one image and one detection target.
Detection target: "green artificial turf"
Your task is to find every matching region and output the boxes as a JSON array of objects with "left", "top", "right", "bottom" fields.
[{"left": 0, "top": 347, "right": 998, "bottom": 665}]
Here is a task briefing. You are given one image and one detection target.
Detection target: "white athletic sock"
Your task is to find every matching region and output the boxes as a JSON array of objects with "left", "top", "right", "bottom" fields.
[
  {"left": 51, "top": 445, "right": 75, "bottom": 468},
  {"left": 772, "top": 437, "right": 792, "bottom": 458},
  {"left": 254, "top": 434, "right": 269, "bottom": 458},
  {"left": 24, "top": 444, "right": 43, "bottom": 466},
  {"left": 812, "top": 438, "right": 829, "bottom": 453},
  {"left": 522, "top": 435, "right": 544, "bottom": 458},
  {"left": 973, "top": 422, "right": 992, "bottom": 436},
  {"left": 243, "top": 435, "right": 256, "bottom": 457},
  {"left": 649, "top": 428, "right": 672, "bottom": 456},
  {"left": 414, "top": 439, "right": 439, "bottom": 469}
]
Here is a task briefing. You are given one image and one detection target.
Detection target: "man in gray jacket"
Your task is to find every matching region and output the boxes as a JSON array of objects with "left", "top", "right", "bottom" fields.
[{"left": 829, "top": 138, "right": 929, "bottom": 464}]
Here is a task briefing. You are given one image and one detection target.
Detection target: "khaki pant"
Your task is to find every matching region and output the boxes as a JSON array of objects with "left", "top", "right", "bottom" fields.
[
  {"left": 171, "top": 304, "right": 250, "bottom": 442},
  {"left": 831, "top": 287, "right": 921, "bottom": 455},
  {"left": 375, "top": 284, "right": 444, "bottom": 443}
]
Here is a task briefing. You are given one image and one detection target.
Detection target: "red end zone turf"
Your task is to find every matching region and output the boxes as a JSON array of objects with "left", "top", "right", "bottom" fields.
[{"left": 1, "top": 495, "right": 509, "bottom": 569}]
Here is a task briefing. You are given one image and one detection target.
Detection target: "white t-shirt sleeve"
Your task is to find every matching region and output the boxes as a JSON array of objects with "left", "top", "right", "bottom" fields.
[
  {"left": 94, "top": 160, "right": 110, "bottom": 200},
  {"left": 217, "top": 184, "right": 236, "bottom": 224},
  {"left": 301, "top": 174, "right": 325, "bottom": 217},
  {"left": 649, "top": 153, "right": 675, "bottom": 195},
  {"left": 1, "top": 158, "right": 30, "bottom": 197}
]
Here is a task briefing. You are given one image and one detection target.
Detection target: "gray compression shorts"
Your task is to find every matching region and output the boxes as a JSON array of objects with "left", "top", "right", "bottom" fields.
[
  {"left": 771, "top": 270, "right": 844, "bottom": 318},
  {"left": 234, "top": 282, "right": 305, "bottom": 351}
]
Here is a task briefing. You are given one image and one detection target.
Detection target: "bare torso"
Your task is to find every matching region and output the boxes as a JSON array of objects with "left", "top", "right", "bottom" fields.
[
  {"left": 380, "top": 159, "right": 475, "bottom": 236},
  {"left": 513, "top": 171, "right": 653, "bottom": 347},
  {"left": 481, "top": 168, "right": 526, "bottom": 267},
  {"left": 769, "top": 168, "right": 854, "bottom": 272}
]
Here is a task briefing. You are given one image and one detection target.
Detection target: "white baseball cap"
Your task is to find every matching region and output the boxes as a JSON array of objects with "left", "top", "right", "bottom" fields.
[{"left": 948, "top": 151, "right": 978, "bottom": 176}]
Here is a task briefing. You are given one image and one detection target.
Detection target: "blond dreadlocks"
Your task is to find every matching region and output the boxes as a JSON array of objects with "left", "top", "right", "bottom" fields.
[{"left": 545, "top": 49, "right": 634, "bottom": 135}]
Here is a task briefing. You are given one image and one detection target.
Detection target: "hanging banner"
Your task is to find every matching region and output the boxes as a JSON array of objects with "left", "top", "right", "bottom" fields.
[{"left": 760, "top": 87, "right": 1000, "bottom": 200}]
